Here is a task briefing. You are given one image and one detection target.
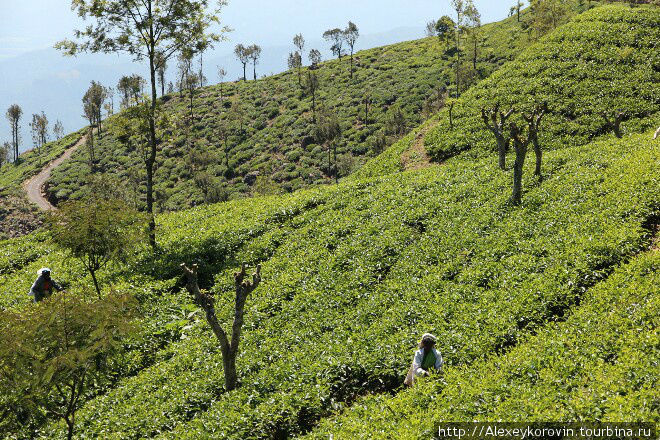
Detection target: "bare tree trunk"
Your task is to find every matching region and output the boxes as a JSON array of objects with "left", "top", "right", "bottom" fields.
[
  {"left": 510, "top": 124, "right": 529, "bottom": 206},
  {"left": 481, "top": 106, "right": 514, "bottom": 171},
  {"left": 601, "top": 111, "right": 624, "bottom": 138},
  {"left": 533, "top": 139, "right": 542, "bottom": 179},
  {"left": 90, "top": 268, "right": 101, "bottom": 299},
  {"left": 147, "top": 20, "right": 157, "bottom": 248},
  {"left": 242, "top": 63, "right": 247, "bottom": 81},
  {"left": 181, "top": 263, "right": 261, "bottom": 391}
]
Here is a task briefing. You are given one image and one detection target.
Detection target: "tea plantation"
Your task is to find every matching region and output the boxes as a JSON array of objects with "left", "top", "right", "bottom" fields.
[
  {"left": 0, "top": 132, "right": 84, "bottom": 238},
  {"left": 0, "top": 3, "right": 658, "bottom": 439},
  {"left": 355, "top": 5, "right": 660, "bottom": 178},
  {"left": 45, "top": 1, "right": 594, "bottom": 211}
]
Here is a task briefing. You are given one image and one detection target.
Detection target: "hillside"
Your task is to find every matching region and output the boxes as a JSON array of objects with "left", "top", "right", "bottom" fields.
[
  {"left": 0, "top": 4, "right": 658, "bottom": 440},
  {"left": 44, "top": 2, "right": 590, "bottom": 211},
  {"left": 0, "top": 132, "right": 83, "bottom": 238},
  {"left": 354, "top": 4, "right": 660, "bottom": 178}
]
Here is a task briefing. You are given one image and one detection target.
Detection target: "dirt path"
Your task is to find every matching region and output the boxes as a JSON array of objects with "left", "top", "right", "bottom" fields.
[
  {"left": 401, "top": 121, "right": 436, "bottom": 171},
  {"left": 22, "top": 135, "right": 85, "bottom": 211}
]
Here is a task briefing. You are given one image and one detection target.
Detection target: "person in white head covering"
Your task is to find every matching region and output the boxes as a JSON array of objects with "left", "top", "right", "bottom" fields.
[
  {"left": 29, "top": 268, "right": 62, "bottom": 303},
  {"left": 404, "top": 333, "right": 443, "bottom": 387}
]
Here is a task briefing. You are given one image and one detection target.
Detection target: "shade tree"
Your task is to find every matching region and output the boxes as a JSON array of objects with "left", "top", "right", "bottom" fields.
[
  {"left": 5, "top": 104, "right": 22, "bottom": 163},
  {"left": 57, "top": 0, "right": 227, "bottom": 248}
]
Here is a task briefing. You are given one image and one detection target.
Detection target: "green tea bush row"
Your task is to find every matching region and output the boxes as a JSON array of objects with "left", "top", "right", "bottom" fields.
[{"left": 41, "top": 128, "right": 659, "bottom": 439}]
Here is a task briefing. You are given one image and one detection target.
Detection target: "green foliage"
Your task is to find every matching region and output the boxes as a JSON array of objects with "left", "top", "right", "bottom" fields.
[
  {"left": 422, "top": 5, "right": 659, "bottom": 163},
  {"left": 32, "top": 127, "right": 659, "bottom": 439},
  {"left": 0, "top": 292, "right": 137, "bottom": 439},
  {"left": 47, "top": 4, "right": 560, "bottom": 210},
  {"left": 303, "top": 250, "right": 660, "bottom": 438},
  {"left": 46, "top": 196, "right": 147, "bottom": 297}
]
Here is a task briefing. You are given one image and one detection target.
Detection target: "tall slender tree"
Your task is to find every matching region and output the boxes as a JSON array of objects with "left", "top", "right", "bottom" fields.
[
  {"left": 57, "top": 0, "right": 227, "bottom": 248},
  {"left": 343, "top": 22, "right": 359, "bottom": 78},
  {"left": 155, "top": 51, "right": 168, "bottom": 97},
  {"left": 5, "top": 104, "right": 22, "bottom": 163},
  {"left": 288, "top": 51, "right": 303, "bottom": 85},
  {"left": 309, "top": 49, "right": 322, "bottom": 68},
  {"left": 465, "top": 3, "right": 481, "bottom": 72},
  {"left": 323, "top": 28, "right": 344, "bottom": 59},
  {"left": 293, "top": 34, "right": 305, "bottom": 65},
  {"left": 234, "top": 44, "right": 250, "bottom": 81},
  {"left": 450, "top": 0, "right": 466, "bottom": 97},
  {"left": 247, "top": 44, "right": 262, "bottom": 81},
  {"left": 53, "top": 120, "right": 65, "bottom": 140}
]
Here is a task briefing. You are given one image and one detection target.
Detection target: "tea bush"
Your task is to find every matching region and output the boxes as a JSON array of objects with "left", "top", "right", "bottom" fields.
[
  {"left": 421, "top": 5, "right": 659, "bottom": 162},
  {"left": 303, "top": 248, "right": 660, "bottom": 439},
  {"left": 36, "top": 128, "right": 659, "bottom": 439}
]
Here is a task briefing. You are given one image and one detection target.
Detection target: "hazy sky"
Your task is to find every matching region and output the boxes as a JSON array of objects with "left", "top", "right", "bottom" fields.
[{"left": 0, "top": 0, "right": 512, "bottom": 60}]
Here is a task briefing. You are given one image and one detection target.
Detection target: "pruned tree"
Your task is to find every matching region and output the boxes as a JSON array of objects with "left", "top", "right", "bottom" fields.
[
  {"left": 600, "top": 111, "right": 625, "bottom": 138},
  {"left": 53, "top": 120, "right": 64, "bottom": 140},
  {"left": 217, "top": 66, "right": 227, "bottom": 100},
  {"left": 293, "top": 33, "right": 305, "bottom": 64},
  {"left": 386, "top": 104, "right": 407, "bottom": 136},
  {"left": 304, "top": 70, "right": 319, "bottom": 121},
  {"left": 57, "top": 0, "right": 227, "bottom": 248},
  {"left": 323, "top": 28, "right": 344, "bottom": 59},
  {"left": 0, "top": 292, "right": 136, "bottom": 440},
  {"left": 362, "top": 92, "right": 372, "bottom": 126},
  {"left": 6, "top": 104, "right": 22, "bottom": 163},
  {"left": 309, "top": 49, "right": 322, "bottom": 68},
  {"left": 523, "top": 102, "right": 548, "bottom": 179},
  {"left": 343, "top": 21, "right": 359, "bottom": 78},
  {"left": 509, "top": 122, "right": 530, "bottom": 205},
  {"left": 247, "top": 44, "right": 262, "bottom": 81},
  {"left": 288, "top": 51, "right": 303, "bottom": 86},
  {"left": 481, "top": 104, "right": 515, "bottom": 170},
  {"left": 234, "top": 44, "right": 250, "bottom": 81},
  {"left": 181, "top": 262, "right": 261, "bottom": 391},
  {"left": 448, "top": 98, "right": 456, "bottom": 129}
]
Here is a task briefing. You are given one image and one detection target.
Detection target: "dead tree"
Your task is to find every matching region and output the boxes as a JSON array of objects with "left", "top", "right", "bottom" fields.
[
  {"left": 509, "top": 122, "right": 530, "bottom": 206},
  {"left": 600, "top": 111, "right": 624, "bottom": 138},
  {"left": 481, "top": 104, "right": 515, "bottom": 170},
  {"left": 181, "top": 262, "right": 261, "bottom": 391},
  {"left": 523, "top": 102, "right": 548, "bottom": 180}
]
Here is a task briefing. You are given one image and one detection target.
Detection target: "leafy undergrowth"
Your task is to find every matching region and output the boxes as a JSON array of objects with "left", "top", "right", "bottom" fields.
[
  {"left": 45, "top": 1, "right": 594, "bottom": 211},
  {"left": 303, "top": 248, "right": 660, "bottom": 439},
  {"left": 16, "top": 127, "right": 655, "bottom": 439},
  {"left": 0, "top": 132, "right": 84, "bottom": 238}
]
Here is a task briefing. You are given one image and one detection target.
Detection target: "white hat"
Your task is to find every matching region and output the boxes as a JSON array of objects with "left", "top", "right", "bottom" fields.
[{"left": 38, "top": 268, "right": 51, "bottom": 275}]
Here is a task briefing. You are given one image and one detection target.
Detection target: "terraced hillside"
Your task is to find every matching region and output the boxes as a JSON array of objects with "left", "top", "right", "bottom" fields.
[
  {"left": 0, "top": 132, "right": 84, "bottom": 238},
  {"left": 45, "top": 1, "right": 593, "bottom": 211},
  {"left": 0, "top": 4, "right": 658, "bottom": 440},
  {"left": 354, "top": 4, "right": 660, "bottom": 178}
]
